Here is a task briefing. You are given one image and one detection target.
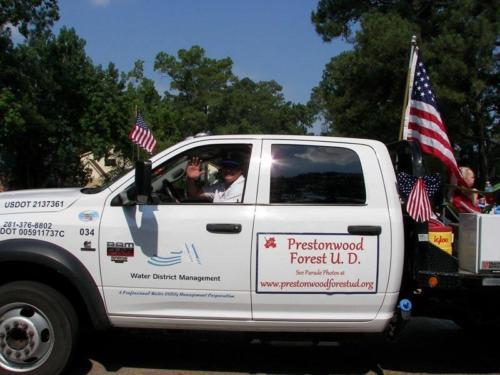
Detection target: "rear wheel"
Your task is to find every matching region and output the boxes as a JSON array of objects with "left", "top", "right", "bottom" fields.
[{"left": 0, "top": 281, "right": 78, "bottom": 375}]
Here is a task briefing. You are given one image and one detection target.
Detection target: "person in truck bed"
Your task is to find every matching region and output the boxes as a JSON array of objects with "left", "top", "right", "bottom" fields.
[{"left": 451, "top": 166, "right": 480, "bottom": 213}]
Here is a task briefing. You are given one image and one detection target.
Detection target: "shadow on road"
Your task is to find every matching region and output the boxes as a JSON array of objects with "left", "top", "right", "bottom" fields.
[{"left": 67, "top": 318, "right": 500, "bottom": 374}]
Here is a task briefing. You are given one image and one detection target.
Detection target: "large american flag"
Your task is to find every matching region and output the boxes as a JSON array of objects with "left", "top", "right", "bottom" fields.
[
  {"left": 128, "top": 113, "right": 156, "bottom": 154},
  {"left": 402, "top": 47, "right": 463, "bottom": 184}
]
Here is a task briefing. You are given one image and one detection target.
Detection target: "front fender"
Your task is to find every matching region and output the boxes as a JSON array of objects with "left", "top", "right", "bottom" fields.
[{"left": 0, "top": 238, "right": 109, "bottom": 330}]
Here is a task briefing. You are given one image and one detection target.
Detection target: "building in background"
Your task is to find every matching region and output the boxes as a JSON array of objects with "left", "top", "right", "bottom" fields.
[{"left": 80, "top": 150, "right": 131, "bottom": 187}]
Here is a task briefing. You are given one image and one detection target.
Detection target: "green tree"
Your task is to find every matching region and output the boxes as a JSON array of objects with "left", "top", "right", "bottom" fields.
[
  {"left": 154, "top": 46, "right": 234, "bottom": 136},
  {"left": 311, "top": 0, "right": 499, "bottom": 180},
  {"left": 81, "top": 63, "right": 131, "bottom": 161},
  {"left": 0, "top": 0, "right": 58, "bottom": 38},
  {"left": 0, "top": 27, "right": 132, "bottom": 188},
  {"left": 124, "top": 60, "right": 181, "bottom": 152},
  {"left": 154, "top": 46, "right": 314, "bottom": 138},
  {"left": 0, "top": 0, "right": 60, "bottom": 186},
  {"left": 214, "top": 78, "right": 314, "bottom": 135},
  {"left": 311, "top": 13, "right": 416, "bottom": 141}
]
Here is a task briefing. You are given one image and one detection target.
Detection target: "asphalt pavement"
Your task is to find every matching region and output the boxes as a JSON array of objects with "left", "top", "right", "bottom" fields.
[{"left": 65, "top": 318, "right": 499, "bottom": 374}]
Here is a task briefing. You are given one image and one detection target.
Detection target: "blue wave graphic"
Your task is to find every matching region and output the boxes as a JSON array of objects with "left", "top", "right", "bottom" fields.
[
  {"left": 148, "top": 243, "right": 201, "bottom": 267},
  {"left": 149, "top": 256, "right": 181, "bottom": 263},
  {"left": 150, "top": 256, "right": 181, "bottom": 262},
  {"left": 148, "top": 259, "right": 181, "bottom": 267},
  {"left": 191, "top": 244, "right": 201, "bottom": 264},
  {"left": 185, "top": 243, "right": 194, "bottom": 262}
]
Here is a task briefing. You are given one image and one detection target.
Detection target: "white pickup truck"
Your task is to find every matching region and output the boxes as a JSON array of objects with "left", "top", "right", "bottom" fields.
[{"left": 0, "top": 134, "right": 498, "bottom": 375}]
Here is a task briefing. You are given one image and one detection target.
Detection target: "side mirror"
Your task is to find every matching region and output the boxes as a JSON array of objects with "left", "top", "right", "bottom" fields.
[{"left": 135, "top": 160, "right": 152, "bottom": 204}]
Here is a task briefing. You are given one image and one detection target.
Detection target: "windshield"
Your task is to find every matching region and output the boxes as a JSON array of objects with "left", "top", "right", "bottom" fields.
[{"left": 80, "top": 166, "right": 134, "bottom": 194}]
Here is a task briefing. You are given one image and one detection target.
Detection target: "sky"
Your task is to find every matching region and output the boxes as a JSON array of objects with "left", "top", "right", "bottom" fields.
[{"left": 54, "top": 0, "right": 351, "bottom": 106}]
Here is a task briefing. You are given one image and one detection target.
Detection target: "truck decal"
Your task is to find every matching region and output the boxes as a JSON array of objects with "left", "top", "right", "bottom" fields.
[
  {"left": 118, "top": 289, "right": 233, "bottom": 299},
  {"left": 3, "top": 200, "right": 64, "bottom": 209},
  {"left": 80, "top": 240, "right": 96, "bottom": 252},
  {"left": 148, "top": 243, "right": 202, "bottom": 266},
  {"left": 78, "top": 210, "right": 99, "bottom": 222},
  {"left": 107, "top": 242, "right": 134, "bottom": 263},
  {"left": 0, "top": 221, "right": 64, "bottom": 237},
  {"left": 79, "top": 228, "right": 95, "bottom": 236},
  {"left": 256, "top": 232, "right": 379, "bottom": 294},
  {"left": 3, "top": 221, "right": 53, "bottom": 229},
  {"left": 128, "top": 273, "right": 221, "bottom": 282}
]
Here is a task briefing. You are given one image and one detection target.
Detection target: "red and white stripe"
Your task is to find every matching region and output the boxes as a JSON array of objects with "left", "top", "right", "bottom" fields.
[
  {"left": 407, "top": 177, "right": 432, "bottom": 222},
  {"left": 406, "top": 100, "right": 460, "bottom": 177},
  {"left": 402, "top": 47, "right": 465, "bottom": 186},
  {"left": 128, "top": 116, "right": 156, "bottom": 154}
]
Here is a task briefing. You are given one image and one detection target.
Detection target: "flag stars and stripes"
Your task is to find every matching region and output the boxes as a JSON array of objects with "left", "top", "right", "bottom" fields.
[
  {"left": 407, "top": 177, "right": 432, "bottom": 222},
  {"left": 397, "top": 172, "right": 441, "bottom": 199},
  {"left": 411, "top": 56, "right": 438, "bottom": 105},
  {"left": 404, "top": 50, "right": 459, "bottom": 179},
  {"left": 402, "top": 43, "right": 467, "bottom": 216},
  {"left": 397, "top": 172, "right": 439, "bottom": 223},
  {"left": 128, "top": 113, "right": 157, "bottom": 154}
]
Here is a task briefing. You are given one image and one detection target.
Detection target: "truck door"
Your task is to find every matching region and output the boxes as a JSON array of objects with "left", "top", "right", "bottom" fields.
[
  {"left": 100, "top": 139, "right": 261, "bottom": 321},
  {"left": 252, "top": 139, "right": 394, "bottom": 322}
]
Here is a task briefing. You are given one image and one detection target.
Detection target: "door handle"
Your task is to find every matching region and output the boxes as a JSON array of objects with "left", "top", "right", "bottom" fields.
[
  {"left": 348, "top": 225, "right": 381, "bottom": 236},
  {"left": 206, "top": 223, "right": 242, "bottom": 234}
]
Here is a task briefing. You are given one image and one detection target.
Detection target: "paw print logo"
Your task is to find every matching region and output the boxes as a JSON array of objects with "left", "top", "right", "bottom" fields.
[{"left": 264, "top": 237, "right": 277, "bottom": 249}]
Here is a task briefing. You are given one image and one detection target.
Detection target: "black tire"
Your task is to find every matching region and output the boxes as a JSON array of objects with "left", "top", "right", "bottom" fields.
[{"left": 0, "top": 281, "right": 78, "bottom": 375}]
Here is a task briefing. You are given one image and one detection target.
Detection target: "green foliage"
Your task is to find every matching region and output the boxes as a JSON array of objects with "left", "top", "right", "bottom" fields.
[
  {"left": 0, "top": 4, "right": 313, "bottom": 189},
  {"left": 311, "top": 13, "right": 416, "bottom": 142},
  {"left": 0, "top": 0, "right": 59, "bottom": 37},
  {"left": 0, "top": 26, "right": 131, "bottom": 188},
  {"left": 213, "top": 78, "right": 313, "bottom": 135},
  {"left": 152, "top": 46, "right": 313, "bottom": 138},
  {"left": 311, "top": 0, "right": 499, "bottom": 180},
  {"left": 154, "top": 46, "right": 235, "bottom": 136}
]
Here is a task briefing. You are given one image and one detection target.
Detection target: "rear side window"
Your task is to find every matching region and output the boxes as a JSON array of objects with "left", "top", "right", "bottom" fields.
[{"left": 270, "top": 144, "right": 366, "bottom": 204}]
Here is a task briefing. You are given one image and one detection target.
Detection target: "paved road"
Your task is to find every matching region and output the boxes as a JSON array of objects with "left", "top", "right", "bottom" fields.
[{"left": 65, "top": 318, "right": 499, "bottom": 374}]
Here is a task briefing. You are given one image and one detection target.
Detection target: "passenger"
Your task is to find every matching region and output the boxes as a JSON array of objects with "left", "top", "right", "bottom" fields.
[
  {"left": 186, "top": 156, "right": 245, "bottom": 203},
  {"left": 451, "top": 166, "right": 480, "bottom": 213}
]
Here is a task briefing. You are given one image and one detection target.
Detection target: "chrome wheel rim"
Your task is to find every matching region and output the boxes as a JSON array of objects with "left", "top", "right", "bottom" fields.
[{"left": 0, "top": 303, "right": 54, "bottom": 372}]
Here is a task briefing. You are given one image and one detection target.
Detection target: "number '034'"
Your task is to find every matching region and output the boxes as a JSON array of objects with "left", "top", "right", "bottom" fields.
[{"left": 79, "top": 228, "right": 95, "bottom": 236}]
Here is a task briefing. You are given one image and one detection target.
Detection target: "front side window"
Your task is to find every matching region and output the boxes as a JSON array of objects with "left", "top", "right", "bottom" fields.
[
  {"left": 119, "top": 144, "right": 252, "bottom": 205},
  {"left": 270, "top": 144, "right": 366, "bottom": 204}
]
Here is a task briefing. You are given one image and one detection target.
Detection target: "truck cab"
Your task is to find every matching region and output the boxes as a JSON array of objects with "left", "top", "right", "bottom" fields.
[
  {"left": 98, "top": 135, "right": 404, "bottom": 329},
  {"left": 0, "top": 135, "right": 405, "bottom": 374}
]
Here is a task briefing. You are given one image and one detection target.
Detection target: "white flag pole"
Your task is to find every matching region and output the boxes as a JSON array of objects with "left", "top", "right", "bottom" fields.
[{"left": 399, "top": 35, "right": 418, "bottom": 140}]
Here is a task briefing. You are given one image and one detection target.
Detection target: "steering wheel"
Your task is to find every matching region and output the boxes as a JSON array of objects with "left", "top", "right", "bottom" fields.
[{"left": 161, "top": 180, "right": 181, "bottom": 202}]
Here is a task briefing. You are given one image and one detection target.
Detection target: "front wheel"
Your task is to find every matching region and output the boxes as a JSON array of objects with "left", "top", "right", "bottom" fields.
[{"left": 0, "top": 281, "right": 78, "bottom": 375}]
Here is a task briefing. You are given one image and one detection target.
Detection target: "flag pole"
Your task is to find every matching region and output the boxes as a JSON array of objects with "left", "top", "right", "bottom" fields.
[
  {"left": 131, "top": 139, "right": 135, "bottom": 163},
  {"left": 131, "top": 106, "right": 138, "bottom": 162},
  {"left": 135, "top": 106, "right": 140, "bottom": 161},
  {"left": 399, "top": 35, "right": 418, "bottom": 140}
]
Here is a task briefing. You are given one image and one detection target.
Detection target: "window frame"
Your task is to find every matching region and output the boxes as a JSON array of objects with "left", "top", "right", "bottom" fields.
[
  {"left": 258, "top": 140, "right": 380, "bottom": 207},
  {"left": 108, "top": 138, "right": 261, "bottom": 206},
  {"left": 268, "top": 143, "right": 366, "bottom": 205}
]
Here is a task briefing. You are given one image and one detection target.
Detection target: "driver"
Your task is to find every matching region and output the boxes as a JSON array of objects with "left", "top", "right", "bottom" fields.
[{"left": 186, "top": 156, "right": 245, "bottom": 203}]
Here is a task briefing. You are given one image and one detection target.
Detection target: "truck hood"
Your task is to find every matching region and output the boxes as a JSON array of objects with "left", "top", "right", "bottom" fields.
[{"left": 0, "top": 188, "right": 82, "bottom": 214}]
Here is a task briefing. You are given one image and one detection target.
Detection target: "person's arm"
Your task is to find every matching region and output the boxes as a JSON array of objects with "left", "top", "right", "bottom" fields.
[
  {"left": 457, "top": 193, "right": 480, "bottom": 213},
  {"left": 470, "top": 188, "right": 478, "bottom": 206},
  {"left": 460, "top": 200, "right": 480, "bottom": 213}
]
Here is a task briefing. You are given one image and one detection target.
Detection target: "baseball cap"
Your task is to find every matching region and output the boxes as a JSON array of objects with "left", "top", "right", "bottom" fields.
[{"left": 221, "top": 159, "right": 241, "bottom": 169}]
